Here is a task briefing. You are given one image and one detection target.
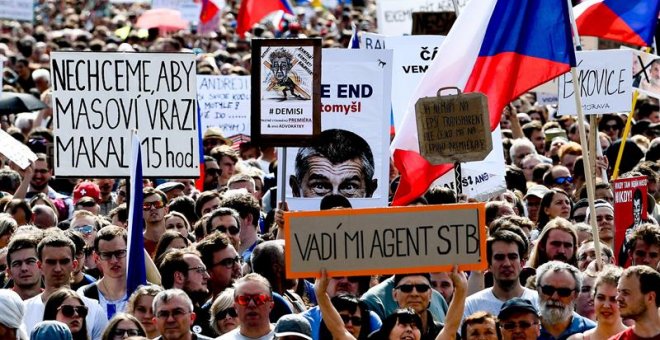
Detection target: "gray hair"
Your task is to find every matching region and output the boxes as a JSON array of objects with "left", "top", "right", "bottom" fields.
[
  {"left": 152, "top": 288, "right": 194, "bottom": 313},
  {"left": 536, "top": 261, "right": 582, "bottom": 291},
  {"left": 509, "top": 138, "right": 538, "bottom": 164},
  {"left": 209, "top": 288, "right": 235, "bottom": 334}
]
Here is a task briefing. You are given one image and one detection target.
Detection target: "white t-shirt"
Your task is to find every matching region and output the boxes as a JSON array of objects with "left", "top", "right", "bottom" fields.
[
  {"left": 23, "top": 292, "right": 109, "bottom": 340},
  {"left": 216, "top": 326, "right": 275, "bottom": 340},
  {"left": 463, "top": 287, "right": 539, "bottom": 319}
]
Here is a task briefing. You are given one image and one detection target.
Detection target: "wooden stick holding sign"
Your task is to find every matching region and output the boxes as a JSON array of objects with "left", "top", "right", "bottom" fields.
[{"left": 414, "top": 87, "right": 491, "bottom": 198}]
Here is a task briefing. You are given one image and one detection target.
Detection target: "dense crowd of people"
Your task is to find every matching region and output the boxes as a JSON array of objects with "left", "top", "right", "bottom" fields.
[{"left": 1, "top": 0, "right": 660, "bottom": 339}]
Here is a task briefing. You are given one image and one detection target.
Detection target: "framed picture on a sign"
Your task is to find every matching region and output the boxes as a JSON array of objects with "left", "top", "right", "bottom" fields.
[{"left": 251, "top": 38, "right": 322, "bottom": 146}]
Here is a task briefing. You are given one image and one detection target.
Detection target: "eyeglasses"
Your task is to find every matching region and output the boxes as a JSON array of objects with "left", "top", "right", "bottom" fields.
[
  {"left": 58, "top": 305, "right": 88, "bottom": 318},
  {"left": 98, "top": 249, "right": 127, "bottom": 261},
  {"left": 493, "top": 253, "right": 519, "bottom": 261},
  {"left": 235, "top": 294, "right": 271, "bottom": 306},
  {"left": 212, "top": 225, "right": 240, "bottom": 236},
  {"left": 395, "top": 284, "right": 431, "bottom": 293},
  {"left": 572, "top": 214, "right": 586, "bottom": 222},
  {"left": 156, "top": 308, "right": 189, "bottom": 319},
  {"left": 143, "top": 201, "right": 165, "bottom": 210},
  {"left": 540, "top": 285, "right": 575, "bottom": 298},
  {"left": 112, "top": 329, "right": 141, "bottom": 338},
  {"left": 554, "top": 176, "right": 573, "bottom": 184},
  {"left": 340, "top": 314, "right": 362, "bottom": 326},
  {"left": 500, "top": 321, "right": 538, "bottom": 330},
  {"left": 74, "top": 225, "right": 94, "bottom": 235},
  {"left": 213, "top": 256, "right": 241, "bottom": 268},
  {"left": 187, "top": 266, "right": 208, "bottom": 274},
  {"left": 216, "top": 308, "right": 238, "bottom": 320}
]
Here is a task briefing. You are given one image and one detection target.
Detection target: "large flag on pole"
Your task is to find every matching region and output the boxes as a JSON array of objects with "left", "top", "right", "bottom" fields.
[
  {"left": 200, "top": 0, "right": 221, "bottom": 24},
  {"left": 574, "top": 0, "right": 660, "bottom": 47},
  {"left": 236, "top": 0, "right": 293, "bottom": 38},
  {"left": 390, "top": 0, "right": 576, "bottom": 206},
  {"left": 126, "top": 131, "right": 147, "bottom": 296}
]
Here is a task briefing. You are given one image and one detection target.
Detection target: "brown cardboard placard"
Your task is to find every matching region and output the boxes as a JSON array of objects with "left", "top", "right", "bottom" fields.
[{"left": 411, "top": 11, "right": 456, "bottom": 36}]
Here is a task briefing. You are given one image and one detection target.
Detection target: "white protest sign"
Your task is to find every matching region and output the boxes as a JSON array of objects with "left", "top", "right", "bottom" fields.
[
  {"left": 376, "top": 0, "right": 467, "bottom": 36},
  {"left": 284, "top": 204, "right": 487, "bottom": 278},
  {"left": 0, "top": 129, "right": 37, "bottom": 169},
  {"left": 631, "top": 49, "right": 660, "bottom": 100},
  {"left": 51, "top": 52, "right": 199, "bottom": 177},
  {"left": 558, "top": 49, "right": 632, "bottom": 115},
  {"left": 361, "top": 33, "right": 445, "bottom": 130},
  {"left": 197, "top": 75, "right": 251, "bottom": 136},
  {"left": 431, "top": 126, "right": 507, "bottom": 201},
  {"left": 277, "top": 49, "right": 392, "bottom": 210},
  {"left": 0, "top": 0, "right": 33, "bottom": 21},
  {"left": 152, "top": 0, "right": 201, "bottom": 25}
]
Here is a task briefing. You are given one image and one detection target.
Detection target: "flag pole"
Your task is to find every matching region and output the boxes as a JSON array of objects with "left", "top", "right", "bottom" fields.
[
  {"left": 566, "top": 0, "right": 603, "bottom": 269},
  {"left": 612, "top": 90, "right": 640, "bottom": 180}
]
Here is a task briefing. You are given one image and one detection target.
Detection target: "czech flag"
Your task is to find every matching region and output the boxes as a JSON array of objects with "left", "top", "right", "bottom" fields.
[
  {"left": 237, "top": 0, "right": 293, "bottom": 38},
  {"left": 575, "top": 0, "right": 660, "bottom": 47},
  {"left": 126, "top": 131, "right": 147, "bottom": 296},
  {"left": 200, "top": 0, "right": 221, "bottom": 24},
  {"left": 348, "top": 22, "right": 360, "bottom": 49},
  {"left": 390, "top": 0, "right": 576, "bottom": 206},
  {"left": 194, "top": 105, "right": 205, "bottom": 192}
]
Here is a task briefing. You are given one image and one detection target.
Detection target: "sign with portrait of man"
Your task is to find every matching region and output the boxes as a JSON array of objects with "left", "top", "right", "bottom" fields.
[{"left": 277, "top": 49, "right": 393, "bottom": 210}]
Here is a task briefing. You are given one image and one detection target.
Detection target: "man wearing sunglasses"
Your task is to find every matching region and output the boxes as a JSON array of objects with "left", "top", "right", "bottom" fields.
[
  {"left": 543, "top": 165, "right": 574, "bottom": 195},
  {"left": 69, "top": 210, "right": 103, "bottom": 278},
  {"left": 221, "top": 191, "right": 263, "bottom": 264},
  {"left": 206, "top": 208, "right": 242, "bottom": 251},
  {"left": 535, "top": 261, "right": 595, "bottom": 340},
  {"left": 392, "top": 273, "right": 445, "bottom": 340},
  {"left": 153, "top": 288, "right": 214, "bottom": 340},
  {"left": 497, "top": 298, "right": 541, "bottom": 340},
  {"left": 23, "top": 231, "right": 108, "bottom": 339},
  {"left": 143, "top": 188, "right": 169, "bottom": 258},
  {"left": 219, "top": 273, "right": 275, "bottom": 339},
  {"left": 202, "top": 156, "right": 222, "bottom": 192}
]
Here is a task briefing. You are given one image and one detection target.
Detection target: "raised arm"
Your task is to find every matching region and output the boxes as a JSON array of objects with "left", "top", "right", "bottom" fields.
[
  {"left": 436, "top": 266, "right": 468, "bottom": 340},
  {"left": 314, "top": 269, "right": 356, "bottom": 340}
]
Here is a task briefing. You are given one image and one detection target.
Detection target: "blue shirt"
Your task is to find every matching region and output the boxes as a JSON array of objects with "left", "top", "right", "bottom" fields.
[{"left": 539, "top": 312, "right": 596, "bottom": 340}]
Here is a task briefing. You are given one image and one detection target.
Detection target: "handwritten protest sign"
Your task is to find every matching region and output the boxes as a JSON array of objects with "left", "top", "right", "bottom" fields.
[
  {"left": 251, "top": 39, "right": 321, "bottom": 146},
  {"left": 277, "top": 49, "right": 392, "bottom": 211},
  {"left": 284, "top": 204, "right": 487, "bottom": 278},
  {"left": 415, "top": 91, "right": 491, "bottom": 164},
  {"left": 0, "top": 129, "right": 37, "bottom": 169},
  {"left": 376, "top": 0, "right": 466, "bottom": 36},
  {"left": 0, "top": 0, "right": 33, "bottom": 21},
  {"left": 51, "top": 52, "right": 199, "bottom": 178},
  {"left": 558, "top": 49, "right": 632, "bottom": 115},
  {"left": 197, "top": 75, "right": 250, "bottom": 136},
  {"left": 361, "top": 33, "right": 445, "bottom": 130},
  {"left": 614, "top": 176, "right": 648, "bottom": 267}
]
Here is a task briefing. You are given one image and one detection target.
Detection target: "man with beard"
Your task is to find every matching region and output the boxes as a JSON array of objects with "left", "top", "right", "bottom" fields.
[
  {"left": 528, "top": 218, "right": 578, "bottom": 269},
  {"left": 5, "top": 235, "right": 42, "bottom": 300},
  {"left": 611, "top": 265, "right": 660, "bottom": 339},
  {"left": 78, "top": 226, "right": 128, "bottom": 319},
  {"left": 464, "top": 230, "right": 539, "bottom": 318},
  {"left": 202, "top": 156, "right": 221, "bottom": 192},
  {"left": 143, "top": 188, "right": 169, "bottom": 257},
  {"left": 159, "top": 248, "right": 211, "bottom": 336},
  {"left": 535, "top": 261, "right": 595, "bottom": 339},
  {"left": 626, "top": 223, "right": 660, "bottom": 268}
]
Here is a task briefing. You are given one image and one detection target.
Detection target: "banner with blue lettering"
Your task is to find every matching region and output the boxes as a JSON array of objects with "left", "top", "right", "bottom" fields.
[
  {"left": 277, "top": 49, "right": 392, "bottom": 210},
  {"left": 197, "top": 75, "right": 251, "bottom": 136}
]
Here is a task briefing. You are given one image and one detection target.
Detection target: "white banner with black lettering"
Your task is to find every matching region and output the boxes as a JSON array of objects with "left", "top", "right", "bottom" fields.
[
  {"left": 197, "top": 75, "right": 250, "bottom": 136},
  {"left": 0, "top": 0, "right": 33, "bottom": 21},
  {"left": 376, "top": 0, "right": 467, "bottom": 36},
  {"left": 277, "top": 49, "right": 392, "bottom": 210},
  {"left": 51, "top": 52, "right": 199, "bottom": 177}
]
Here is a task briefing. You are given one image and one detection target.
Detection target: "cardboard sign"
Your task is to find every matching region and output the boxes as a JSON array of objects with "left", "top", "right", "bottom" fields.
[
  {"left": 415, "top": 91, "right": 491, "bottom": 164},
  {"left": 0, "top": 129, "right": 37, "bottom": 169},
  {"left": 361, "top": 33, "right": 445, "bottom": 130},
  {"left": 0, "top": 0, "right": 33, "bottom": 21},
  {"left": 376, "top": 0, "right": 466, "bottom": 36},
  {"left": 411, "top": 11, "right": 456, "bottom": 35},
  {"left": 631, "top": 49, "right": 660, "bottom": 100},
  {"left": 614, "top": 176, "right": 648, "bottom": 267},
  {"left": 51, "top": 52, "right": 199, "bottom": 177},
  {"left": 284, "top": 204, "right": 487, "bottom": 278},
  {"left": 277, "top": 49, "right": 392, "bottom": 211},
  {"left": 197, "top": 75, "right": 251, "bottom": 136},
  {"left": 251, "top": 39, "right": 321, "bottom": 146},
  {"left": 558, "top": 49, "right": 632, "bottom": 115}
]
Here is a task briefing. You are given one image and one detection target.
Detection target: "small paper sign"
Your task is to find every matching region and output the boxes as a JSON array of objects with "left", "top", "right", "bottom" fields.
[{"left": 0, "top": 129, "right": 38, "bottom": 169}]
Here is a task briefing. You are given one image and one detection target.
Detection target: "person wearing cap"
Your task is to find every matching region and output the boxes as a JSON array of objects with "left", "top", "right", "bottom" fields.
[
  {"left": 497, "top": 298, "right": 540, "bottom": 340},
  {"left": 202, "top": 128, "right": 232, "bottom": 155},
  {"left": 72, "top": 181, "right": 102, "bottom": 210},
  {"left": 0, "top": 288, "right": 28, "bottom": 339},
  {"left": 585, "top": 199, "right": 615, "bottom": 247},
  {"left": 156, "top": 182, "right": 186, "bottom": 202},
  {"left": 523, "top": 185, "right": 550, "bottom": 223},
  {"left": 274, "top": 314, "right": 312, "bottom": 340}
]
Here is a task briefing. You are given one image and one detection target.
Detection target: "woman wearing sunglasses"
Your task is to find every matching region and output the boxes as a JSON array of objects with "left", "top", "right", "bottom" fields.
[
  {"left": 209, "top": 288, "right": 240, "bottom": 336},
  {"left": 319, "top": 294, "right": 372, "bottom": 340},
  {"left": 43, "top": 289, "right": 89, "bottom": 340},
  {"left": 101, "top": 313, "right": 146, "bottom": 340},
  {"left": 536, "top": 189, "right": 572, "bottom": 232}
]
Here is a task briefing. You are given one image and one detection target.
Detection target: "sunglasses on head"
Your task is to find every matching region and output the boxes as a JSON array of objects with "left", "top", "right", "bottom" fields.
[
  {"left": 143, "top": 200, "right": 165, "bottom": 210},
  {"left": 216, "top": 308, "right": 238, "bottom": 320},
  {"left": 235, "top": 294, "right": 271, "bottom": 306},
  {"left": 395, "top": 284, "right": 431, "bottom": 293},
  {"left": 74, "top": 225, "right": 94, "bottom": 235},
  {"left": 554, "top": 176, "right": 573, "bottom": 185},
  {"left": 500, "top": 321, "right": 537, "bottom": 331},
  {"left": 58, "top": 305, "right": 88, "bottom": 318},
  {"left": 540, "top": 285, "right": 575, "bottom": 298},
  {"left": 340, "top": 314, "right": 362, "bottom": 326}
]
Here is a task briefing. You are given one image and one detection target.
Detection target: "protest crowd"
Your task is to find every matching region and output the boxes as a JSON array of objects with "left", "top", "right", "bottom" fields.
[{"left": 1, "top": 0, "right": 660, "bottom": 339}]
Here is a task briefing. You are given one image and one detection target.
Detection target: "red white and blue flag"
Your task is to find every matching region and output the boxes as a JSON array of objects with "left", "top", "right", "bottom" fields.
[
  {"left": 126, "top": 131, "right": 147, "bottom": 296},
  {"left": 237, "top": 0, "right": 293, "bottom": 38},
  {"left": 390, "top": 0, "right": 576, "bottom": 206},
  {"left": 575, "top": 0, "right": 660, "bottom": 47},
  {"left": 200, "top": 0, "right": 221, "bottom": 24}
]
